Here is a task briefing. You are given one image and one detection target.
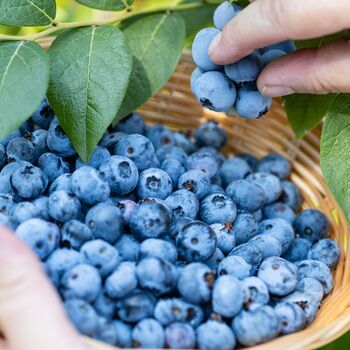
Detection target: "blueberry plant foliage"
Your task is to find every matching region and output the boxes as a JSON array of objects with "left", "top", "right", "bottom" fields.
[{"left": 1, "top": 0, "right": 350, "bottom": 222}]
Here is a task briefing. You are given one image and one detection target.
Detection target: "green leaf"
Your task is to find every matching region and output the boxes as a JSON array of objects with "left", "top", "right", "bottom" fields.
[
  {"left": 116, "top": 13, "right": 185, "bottom": 122},
  {"left": 320, "top": 93, "right": 350, "bottom": 222},
  {"left": 47, "top": 26, "right": 133, "bottom": 162},
  {"left": 0, "top": 0, "right": 56, "bottom": 26},
  {"left": 0, "top": 41, "right": 49, "bottom": 140},
  {"left": 284, "top": 94, "right": 337, "bottom": 138},
  {"left": 75, "top": 0, "right": 133, "bottom": 11},
  {"left": 318, "top": 331, "right": 350, "bottom": 350}
]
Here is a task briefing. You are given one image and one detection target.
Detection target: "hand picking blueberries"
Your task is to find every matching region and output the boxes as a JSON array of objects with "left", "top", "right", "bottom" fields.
[
  {"left": 191, "top": 1, "right": 296, "bottom": 118},
  {"left": 0, "top": 96, "right": 340, "bottom": 349}
]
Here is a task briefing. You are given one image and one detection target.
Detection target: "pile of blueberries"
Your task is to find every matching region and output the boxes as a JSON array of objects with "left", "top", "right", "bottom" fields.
[
  {"left": 191, "top": 1, "right": 296, "bottom": 119},
  {"left": 0, "top": 98, "right": 340, "bottom": 350}
]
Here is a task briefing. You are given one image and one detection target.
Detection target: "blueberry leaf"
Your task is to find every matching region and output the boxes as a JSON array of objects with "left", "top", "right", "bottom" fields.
[
  {"left": 0, "top": 0, "right": 56, "bottom": 26},
  {"left": 320, "top": 93, "right": 350, "bottom": 222},
  {"left": 75, "top": 0, "right": 134, "bottom": 11},
  {"left": 115, "top": 13, "right": 186, "bottom": 122},
  {"left": 284, "top": 94, "right": 337, "bottom": 139},
  {"left": 0, "top": 41, "right": 49, "bottom": 140},
  {"left": 47, "top": 26, "right": 133, "bottom": 162}
]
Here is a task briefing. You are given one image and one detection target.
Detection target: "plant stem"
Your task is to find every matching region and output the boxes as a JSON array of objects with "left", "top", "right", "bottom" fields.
[{"left": 0, "top": 2, "right": 206, "bottom": 42}]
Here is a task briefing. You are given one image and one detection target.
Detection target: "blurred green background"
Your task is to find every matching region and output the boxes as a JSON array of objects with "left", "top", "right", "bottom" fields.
[{"left": 0, "top": 0, "right": 349, "bottom": 348}]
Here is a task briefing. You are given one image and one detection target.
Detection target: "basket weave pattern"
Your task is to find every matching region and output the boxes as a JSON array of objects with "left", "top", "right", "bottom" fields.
[{"left": 43, "top": 48, "right": 350, "bottom": 350}]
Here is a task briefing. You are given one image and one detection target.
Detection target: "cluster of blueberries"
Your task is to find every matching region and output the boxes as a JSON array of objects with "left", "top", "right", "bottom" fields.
[
  {"left": 0, "top": 98, "right": 340, "bottom": 350},
  {"left": 191, "top": 1, "right": 296, "bottom": 118}
]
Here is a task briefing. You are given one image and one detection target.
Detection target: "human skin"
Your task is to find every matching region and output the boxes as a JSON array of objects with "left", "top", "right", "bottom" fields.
[
  {"left": 208, "top": 0, "right": 350, "bottom": 96},
  {"left": 0, "top": 226, "right": 85, "bottom": 350}
]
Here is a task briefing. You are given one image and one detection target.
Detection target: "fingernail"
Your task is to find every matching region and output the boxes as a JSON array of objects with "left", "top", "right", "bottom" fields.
[
  {"left": 208, "top": 33, "right": 221, "bottom": 59},
  {"left": 262, "top": 85, "right": 295, "bottom": 97}
]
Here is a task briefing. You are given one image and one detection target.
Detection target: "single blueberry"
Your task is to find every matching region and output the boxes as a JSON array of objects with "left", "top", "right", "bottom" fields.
[
  {"left": 61, "top": 219, "right": 92, "bottom": 249},
  {"left": 13, "top": 201, "right": 41, "bottom": 223},
  {"left": 249, "top": 233, "right": 283, "bottom": 259},
  {"left": 218, "top": 255, "right": 251, "bottom": 280},
  {"left": 114, "top": 320, "right": 133, "bottom": 348},
  {"left": 117, "top": 112, "right": 146, "bottom": 135},
  {"left": 229, "top": 242, "right": 263, "bottom": 274},
  {"left": 76, "top": 145, "right": 110, "bottom": 169},
  {"left": 48, "top": 190, "right": 82, "bottom": 222},
  {"left": 146, "top": 125, "right": 176, "bottom": 150},
  {"left": 165, "top": 322, "right": 196, "bottom": 349},
  {"left": 233, "top": 212, "right": 258, "bottom": 245},
  {"left": 37, "top": 152, "right": 70, "bottom": 183},
  {"left": 242, "top": 276, "right": 270, "bottom": 310},
  {"left": 219, "top": 156, "right": 251, "bottom": 187},
  {"left": 132, "top": 318, "right": 165, "bottom": 348},
  {"left": 114, "top": 234, "right": 140, "bottom": 262},
  {"left": 213, "top": 1, "right": 241, "bottom": 29},
  {"left": 262, "top": 202, "right": 296, "bottom": 224},
  {"left": 282, "top": 237, "right": 312, "bottom": 263},
  {"left": 257, "top": 154, "right": 291, "bottom": 180},
  {"left": 307, "top": 238, "right": 340, "bottom": 269},
  {"left": 6, "top": 137, "right": 35, "bottom": 162},
  {"left": 210, "top": 223, "right": 236, "bottom": 255},
  {"left": 178, "top": 169, "right": 210, "bottom": 200},
  {"left": 32, "top": 97, "right": 55, "bottom": 129},
  {"left": 275, "top": 301, "right": 306, "bottom": 334},
  {"left": 140, "top": 238, "right": 178, "bottom": 263}
]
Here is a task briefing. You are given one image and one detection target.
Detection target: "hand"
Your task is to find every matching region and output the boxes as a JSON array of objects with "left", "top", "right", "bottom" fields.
[
  {"left": 209, "top": 0, "right": 350, "bottom": 96},
  {"left": 0, "top": 227, "right": 86, "bottom": 350}
]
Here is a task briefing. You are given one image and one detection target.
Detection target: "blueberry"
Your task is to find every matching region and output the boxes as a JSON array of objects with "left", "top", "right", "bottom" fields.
[
  {"left": 225, "top": 52, "right": 263, "bottom": 84},
  {"left": 115, "top": 234, "right": 140, "bottom": 262},
  {"left": 205, "top": 247, "right": 225, "bottom": 269},
  {"left": 165, "top": 322, "right": 196, "bottom": 349},
  {"left": 307, "top": 238, "right": 340, "bottom": 269},
  {"left": 146, "top": 125, "right": 175, "bottom": 150},
  {"left": 6, "top": 137, "right": 35, "bottom": 162},
  {"left": 16, "top": 218, "right": 59, "bottom": 259},
  {"left": 129, "top": 201, "right": 170, "bottom": 241},
  {"left": 208, "top": 184, "right": 225, "bottom": 195},
  {"left": 37, "top": 152, "right": 70, "bottom": 183},
  {"left": 232, "top": 306, "right": 279, "bottom": 346},
  {"left": 0, "top": 161, "right": 30, "bottom": 195},
  {"left": 64, "top": 299, "right": 98, "bottom": 337},
  {"left": 114, "top": 320, "right": 133, "bottom": 348},
  {"left": 218, "top": 255, "right": 251, "bottom": 279},
  {"left": 200, "top": 193, "right": 237, "bottom": 225},
  {"left": 296, "top": 278, "right": 324, "bottom": 303},
  {"left": 219, "top": 156, "right": 251, "bottom": 187},
  {"left": 262, "top": 202, "right": 296, "bottom": 224},
  {"left": 13, "top": 201, "right": 41, "bottom": 223},
  {"left": 95, "top": 317, "right": 118, "bottom": 345},
  {"left": 176, "top": 221, "right": 216, "bottom": 263},
  {"left": 32, "top": 196, "right": 50, "bottom": 220},
  {"left": 132, "top": 318, "right": 165, "bottom": 348},
  {"left": 258, "top": 257, "right": 298, "bottom": 296},
  {"left": 115, "top": 199, "right": 137, "bottom": 224},
  {"left": 197, "top": 146, "right": 225, "bottom": 165},
  {"left": 178, "top": 169, "right": 210, "bottom": 200},
  {"left": 100, "top": 131, "right": 126, "bottom": 150},
  {"left": 32, "top": 97, "right": 55, "bottom": 129},
  {"left": 261, "top": 49, "right": 287, "bottom": 66},
  {"left": 48, "top": 173, "right": 72, "bottom": 195},
  {"left": 213, "top": 1, "right": 241, "bottom": 30},
  {"left": 137, "top": 168, "right": 173, "bottom": 200},
  {"left": 61, "top": 219, "right": 92, "bottom": 249},
  {"left": 105, "top": 261, "right": 138, "bottom": 298},
  {"left": 140, "top": 238, "right": 178, "bottom": 263},
  {"left": 136, "top": 257, "right": 177, "bottom": 295},
  {"left": 268, "top": 40, "right": 296, "bottom": 53},
  {"left": 249, "top": 234, "right": 282, "bottom": 259},
  {"left": 188, "top": 152, "right": 219, "bottom": 179},
  {"left": 1, "top": 129, "right": 21, "bottom": 146},
  {"left": 177, "top": 263, "right": 215, "bottom": 304},
  {"left": 164, "top": 189, "right": 199, "bottom": 221},
  {"left": 161, "top": 159, "right": 186, "bottom": 188},
  {"left": 237, "top": 153, "right": 258, "bottom": 171},
  {"left": 156, "top": 146, "right": 188, "bottom": 167},
  {"left": 226, "top": 179, "right": 265, "bottom": 212},
  {"left": 258, "top": 218, "right": 294, "bottom": 253},
  {"left": 191, "top": 67, "right": 204, "bottom": 92},
  {"left": 116, "top": 290, "right": 156, "bottom": 323},
  {"left": 282, "top": 238, "right": 311, "bottom": 263},
  {"left": 235, "top": 85, "right": 272, "bottom": 119},
  {"left": 85, "top": 203, "right": 122, "bottom": 244},
  {"left": 233, "top": 212, "right": 258, "bottom": 245},
  {"left": 193, "top": 71, "right": 236, "bottom": 112},
  {"left": 280, "top": 180, "right": 302, "bottom": 211},
  {"left": 76, "top": 146, "right": 110, "bottom": 169},
  {"left": 81, "top": 239, "right": 120, "bottom": 278},
  {"left": 117, "top": 112, "right": 146, "bottom": 135},
  {"left": 93, "top": 290, "right": 115, "bottom": 319},
  {"left": 297, "top": 259, "right": 333, "bottom": 294},
  {"left": 257, "top": 154, "right": 291, "bottom": 180},
  {"left": 10, "top": 164, "right": 48, "bottom": 199},
  {"left": 197, "top": 320, "right": 236, "bottom": 350},
  {"left": 275, "top": 301, "right": 306, "bottom": 334},
  {"left": 46, "top": 248, "right": 81, "bottom": 286},
  {"left": 246, "top": 172, "right": 282, "bottom": 204},
  {"left": 212, "top": 275, "right": 244, "bottom": 317},
  {"left": 194, "top": 121, "right": 227, "bottom": 150},
  {"left": 47, "top": 118, "right": 76, "bottom": 157},
  {"left": 0, "top": 212, "right": 17, "bottom": 230},
  {"left": 294, "top": 209, "right": 329, "bottom": 242},
  {"left": 154, "top": 298, "right": 204, "bottom": 327},
  {"left": 48, "top": 190, "right": 81, "bottom": 222},
  {"left": 242, "top": 276, "right": 270, "bottom": 310},
  {"left": 192, "top": 27, "right": 221, "bottom": 71},
  {"left": 281, "top": 291, "right": 319, "bottom": 325},
  {"left": 252, "top": 209, "right": 263, "bottom": 222},
  {"left": 210, "top": 223, "right": 236, "bottom": 254},
  {"left": 173, "top": 131, "right": 197, "bottom": 155},
  {"left": 61, "top": 263, "right": 102, "bottom": 303},
  {"left": 229, "top": 243, "right": 263, "bottom": 274}
]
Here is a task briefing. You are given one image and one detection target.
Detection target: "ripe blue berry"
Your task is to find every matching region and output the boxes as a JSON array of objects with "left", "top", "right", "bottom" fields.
[
  {"left": 117, "top": 112, "right": 146, "bottom": 135},
  {"left": 76, "top": 145, "right": 110, "bottom": 169},
  {"left": 218, "top": 255, "right": 251, "bottom": 279},
  {"left": 48, "top": 190, "right": 82, "bottom": 222},
  {"left": 275, "top": 301, "right": 306, "bottom": 334},
  {"left": 213, "top": 1, "right": 241, "bottom": 30},
  {"left": 115, "top": 234, "right": 140, "bottom": 262},
  {"left": 242, "top": 276, "right": 270, "bottom": 310},
  {"left": 308, "top": 238, "right": 340, "bottom": 269},
  {"left": 132, "top": 318, "right": 165, "bottom": 349},
  {"left": 178, "top": 169, "right": 210, "bottom": 200},
  {"left": 219, "top": 156, "right": 251, "bottom": 187}
]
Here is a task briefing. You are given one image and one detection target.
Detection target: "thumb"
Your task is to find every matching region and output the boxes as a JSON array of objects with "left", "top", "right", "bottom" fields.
[
  {"left": 0, "top": 226, "right": 86, "bottom": 350},
  {"left": 257, "top": 40, "right": 350, "bottom": 96}
]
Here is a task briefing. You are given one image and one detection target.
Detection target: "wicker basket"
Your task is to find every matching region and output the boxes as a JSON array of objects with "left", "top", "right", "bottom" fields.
[{"left": 39, "top": 40, "right": 350, "bottom": 349}]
